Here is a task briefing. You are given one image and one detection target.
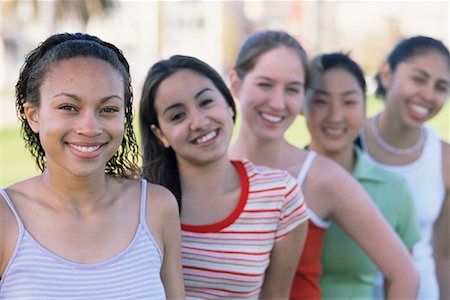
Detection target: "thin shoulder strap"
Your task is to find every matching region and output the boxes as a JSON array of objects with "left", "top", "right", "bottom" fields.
[
  {"left": 138, "top": 179, "right": 164, "bottom": 260},
  {"left": 297, "top": 151, "right": 317, "bottom": 186},
  {"left": 0, "top": 188, "right": 25, "bottom": 231},
  {"left": 140, "top": 179, "right": 148, "bottom": 224}
]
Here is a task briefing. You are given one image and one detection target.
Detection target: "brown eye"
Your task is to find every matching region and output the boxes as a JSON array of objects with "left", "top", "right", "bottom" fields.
[
  {"left": 170, "top": 112, "right": 185, "bottom": 122},
  {"left": 101, "top": 107, "right": 119, "bottom": 113},
  {"left": 436, "top": 84, "right": 449, "bottom": 94},
  {"left": 59, "top": 104, "right": 77, "bottom": 112},
  {"left": 257, "top": 82, "right": 272, "bottom": 89},
  {"left": 412, "top": 76, "right": 426, "bottom": 85},
  {"left": 313, "top": 98, "right": 327, "bottom": 105},
  {"left": 200, "top": 99, "right": 213, "bottom": 107},
  {"left": 286, "top": 87, "right": 300, "bottom": 94},
  {"left": 344, "top": 100, "right": 358, "bottom": 106}
]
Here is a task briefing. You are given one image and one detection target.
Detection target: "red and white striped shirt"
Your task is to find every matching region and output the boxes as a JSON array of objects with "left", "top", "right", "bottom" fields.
[{"left": 181, "top": 160, "right": 309, "bottom": 299}]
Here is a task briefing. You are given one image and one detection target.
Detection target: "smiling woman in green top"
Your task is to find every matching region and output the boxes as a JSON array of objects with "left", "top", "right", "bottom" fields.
[{"left": 303, "top": 52, "right": 420, "bottom": 299}]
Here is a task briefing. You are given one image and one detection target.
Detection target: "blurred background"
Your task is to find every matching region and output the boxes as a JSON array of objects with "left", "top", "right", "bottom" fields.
[{"left": 1, "top": 0, "right": 449, "bottom": 186}]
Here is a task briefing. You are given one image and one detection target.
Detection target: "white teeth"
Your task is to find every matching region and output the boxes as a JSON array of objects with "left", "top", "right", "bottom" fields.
[
  {"left": 261, "top": 113, "right": 283, "bottom": 123},
  {"left": 70, "top": 144, "right": 101, "bottom": 153},
  {"left": 410, "top": 104, "right": 430, "bottom": 116},
  {"left": 324, "top": 128, "right": 345, "bottom": 135},
  {"left": 195, "top": 131, "right": 217, "bottom": 144}
]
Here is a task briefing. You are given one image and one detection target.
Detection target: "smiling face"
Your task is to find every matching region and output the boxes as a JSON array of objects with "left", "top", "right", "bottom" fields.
[
  {"left": 231, "top": 46, "right": 305, "bottom": 141},
  {"left": 24, "top": 57, "right": 125, "bottom": 178},
  {"left": 382, "top": 50, "right": 450, "bottom": 126},
  {"left": 151, "top": 69, "right": 234, "bottom": 167},
  {"left": 305, "top": 68, "right": 365, "bottom": 156}
]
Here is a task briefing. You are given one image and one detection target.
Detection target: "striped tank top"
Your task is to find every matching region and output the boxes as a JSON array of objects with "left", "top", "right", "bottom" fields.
[
  {"left": 0, "top": 179, "right": 166, "bottom": 299},
  {"left": 181, "top": 160, "right": 309, "bottom": 299}
]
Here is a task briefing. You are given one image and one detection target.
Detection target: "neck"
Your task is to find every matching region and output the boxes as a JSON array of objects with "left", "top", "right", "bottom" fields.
[
  {"left": 178, "top": 156, "right": 237, "bottom": 200},
  {"left": 377, "top": 111, "right": 424, "bottom": 148},
  {"left": 230, "top": 126, "right": 292, "bottom": 170},
  {"left": 39, "top": 169, "right": 111, "bottom": 211}
]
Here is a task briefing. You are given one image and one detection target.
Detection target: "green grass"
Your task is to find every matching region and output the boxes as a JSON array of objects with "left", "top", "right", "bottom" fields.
[
  {"left": 1, "top": 97, "right": 449, "bottom": 187},
  {"left": 0, "top": 126, "right": 40, "bottom": 186}
]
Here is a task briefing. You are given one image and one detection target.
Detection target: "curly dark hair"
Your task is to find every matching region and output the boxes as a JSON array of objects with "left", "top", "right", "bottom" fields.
[{"left": 15, "top": 32, "right": 140, "bottom": 178}]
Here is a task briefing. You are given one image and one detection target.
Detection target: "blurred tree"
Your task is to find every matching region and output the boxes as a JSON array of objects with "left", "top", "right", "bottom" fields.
[
  {"left": 1, "top": 0, "right": 115, "bottom": 89},
  {"left": 2, "top": 0, "right": 115, "bottom": 29}
]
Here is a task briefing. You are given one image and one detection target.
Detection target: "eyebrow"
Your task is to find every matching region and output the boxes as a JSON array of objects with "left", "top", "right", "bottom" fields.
[
  {"left": 162, "top": 87, "right": 213, "bottom": 115},
  {"left": 412, "top": 68, "right": 431, "bottom": 78},
  {"left": 195, "top": 87, "right": 213, "bottom": 98},
  {"left": 53, "top": 92, "right": 123, "bottom": 103},
  {"left": 314, "top": 89, "right": 330, "bottom": 96},
  {"left": 412, "top": 68, "right": 450, "bottom": 85},
  {"left": 313, "top": 89, "right": 359, "bottom": 96},
  {"left": 342, "top": 90, "right": 359, "bottom": 96},
  {"left": 256, "top": 76, "right": 304, "bottom": 86}
]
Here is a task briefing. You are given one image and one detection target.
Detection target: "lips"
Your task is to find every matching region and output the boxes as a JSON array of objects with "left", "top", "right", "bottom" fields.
[
  {"left": 260, "top": 112, "right": 283, "bottom": 123},
  {"left": 192, "top": 130, "right": 218, "bottom": 145}
]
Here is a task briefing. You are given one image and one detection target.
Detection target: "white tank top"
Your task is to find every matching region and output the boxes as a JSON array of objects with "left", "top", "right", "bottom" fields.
[
  {"left": 297, "top": 150, "right": 330, "bottom": 229},
  {"left": 362, "top": 125, "right": 445, "bottom": 299}
]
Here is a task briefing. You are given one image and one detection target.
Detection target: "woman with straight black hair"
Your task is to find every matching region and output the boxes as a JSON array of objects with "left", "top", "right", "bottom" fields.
[{"left": 361, "top": 35, "right": 450, "bottom": 299}]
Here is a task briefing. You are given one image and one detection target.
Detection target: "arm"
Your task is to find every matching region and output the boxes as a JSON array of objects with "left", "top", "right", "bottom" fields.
[
  {"left": 260, "top": 222, "right": 308, "bottom": 299},
  {"left": 312, "top": 158, "right": 419, "bottom": 299},
  {"left": 433, "top": 141, "right": 450, "bottom": 299},
  {"left": 382, "top": 177, "right": 419, "bottom": 298},
  {"left": 147, "top": 184, "right": 185, "bottom": 299}
]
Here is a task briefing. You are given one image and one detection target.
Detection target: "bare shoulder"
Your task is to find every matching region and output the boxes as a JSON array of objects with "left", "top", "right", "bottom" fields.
[
  {"left": 304, "top": 153, "right": 369, "bottom": 219},
  {"left": 310, "top": 154, "right": 358, "bottom": 188},
  {"left": 0, "top": 186, "right": 18, "bottom": 235},
  {"left": 146, "top": 182, "right": 180, "bottom": 215},
  {"left": 0, "top": 179, "right": 35, "bottom": 223},
  {"left": 144, "top": 182, "right": 180, "bottom": 232},
  {"left": 0, "top": 183, "right": 23, "bottom": 275},
  {"left": 0, "top": 190, "right": 13, "bottom": 234},
  {"left": 144, "top": 181, "right": 181, "bottom": 254}
]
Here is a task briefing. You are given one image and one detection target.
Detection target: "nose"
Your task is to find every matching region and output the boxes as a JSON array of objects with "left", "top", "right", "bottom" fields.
[
  {"left": 327, "top": 102, "right": 344, "bottom": 121},
  {"left": 76, "top": 110, "right": 102, "bottom": 136},
  {"left": 269, "top": 88, "right": 286, "bottom": 111},
  {"left": 189, "top": 109, "right": 209, "bottom": 131},
  {"left": 421, "top": 83, "right": 435, "bottom": 102}
]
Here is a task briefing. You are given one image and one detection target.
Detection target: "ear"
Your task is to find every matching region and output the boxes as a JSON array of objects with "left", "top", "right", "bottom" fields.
[
  {"left": 229, "top": 70, "right": 242, "bottom": 98},
  {"left": 24, "top": 102, "right": 40, "bottom": 133},
  {"left": 379, "top": 62, "right": 392, "bottom": 91},
  {"left": 150, "top": 124, "right": 170, "bottom": 148}
]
